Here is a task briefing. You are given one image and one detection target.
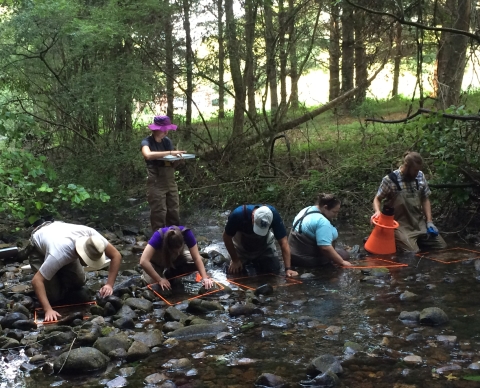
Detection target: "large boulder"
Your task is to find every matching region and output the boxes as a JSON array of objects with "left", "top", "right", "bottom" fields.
[
  {"left": 53, "top": 347, "right": 109, "bottom": 374},
  {"left": 125, "top": 298, "right": 153, "bottom": 312},
  {"left": 0, "top": 313, "right": 28, "bottom": 329}
]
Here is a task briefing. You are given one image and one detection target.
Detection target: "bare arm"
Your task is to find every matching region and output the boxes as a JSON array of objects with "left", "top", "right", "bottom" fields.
[
  {"left": 141, "top": 145, "right": 186, "bottom": 161},
  {"left": 277, "top": 236, "right": 298, "bottom": 277},
  {"left": 32, "top": 271, "right": 61, "bottom": 322},
  {"left": 139, "top": 244, "right": 172, "bottom": 290},
  {"left": 319, "top": 245, "right": 352, "bottom": 266},
  {"left": 421, "top": 197, "right": 432, "bottom": 222},
  {"left": 223, "top": 231, "right": 243, "bottom": 274},
  {"left": 98, "top": 243, "right": 122, "bottom": 298},
  {"left": 189, "top": 244, "right": 214, "bottom": 289},
  {"left": 373, "top": 195, "right": 382, "bottom": 217}
]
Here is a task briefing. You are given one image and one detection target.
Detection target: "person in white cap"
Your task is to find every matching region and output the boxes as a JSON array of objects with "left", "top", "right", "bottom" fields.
[
  {"left": 29, "top": 221, "right": 122, "bottom": 322},
  {"left": 223, "top": 205, "right": 298, "bottom": 277}
]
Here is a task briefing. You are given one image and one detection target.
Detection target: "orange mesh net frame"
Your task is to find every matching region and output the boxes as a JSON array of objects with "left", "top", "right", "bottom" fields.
[
  {"left": 343, "top": 257, "right": 408, "bottom": 269},
  {"left": 34, "top": 301, "right": 97, "bottom": 324},
  {"left": 226, "top": 273, "right": 303, "bottom": 291},
  {"left": 147, "top": 271, "right": 225, "bottom": 306},
  {"left": 416, "top": 247, "right": 480, "bottom": 264}
]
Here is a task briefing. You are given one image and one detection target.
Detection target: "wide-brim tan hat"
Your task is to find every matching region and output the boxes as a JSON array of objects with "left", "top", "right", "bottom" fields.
[{"left": 75, "top": 235, "right": 108, "bottom": 270}]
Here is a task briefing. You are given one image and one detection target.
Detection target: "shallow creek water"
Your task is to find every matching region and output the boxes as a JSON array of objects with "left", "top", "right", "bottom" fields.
[{"left": 3, "top": 220, "right": 480, "bottom": 387}]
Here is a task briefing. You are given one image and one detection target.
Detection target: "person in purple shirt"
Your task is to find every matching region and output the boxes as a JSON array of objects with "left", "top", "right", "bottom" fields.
[{"left": 139, "top": 226, "right": 213, "bottom": 290}]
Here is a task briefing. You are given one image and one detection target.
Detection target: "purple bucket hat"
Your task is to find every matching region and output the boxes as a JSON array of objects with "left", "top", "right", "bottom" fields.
[{"left": 148, "top": 116, "right": 178, "bottom": 131}]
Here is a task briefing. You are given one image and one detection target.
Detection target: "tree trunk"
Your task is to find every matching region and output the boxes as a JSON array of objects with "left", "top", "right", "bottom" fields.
[
  {"left": 354, "top": 9, "right": 367, "bottom": 103},
  {"left": 244, "top": 0, "right": 257, "bottom": 117},
  {"left": 288, "top": 0, "right": 299, "bottom": 109},
  {"left": 164, "top": 3, "right": 175, "bottom": 119},
  {"left": 329, "top": 3, "right": 341, "bottom": 101},
  {"left": 217, "top": 0, "right": 225, "bottom": 118},
  {"left": 225, "top": 0, "right": 245, "bottom": 136},
  {"left": 435, "top": 0, "right": 471, "bottom": 109},
  {"left": 278, "top": 0, "right": 288, "bottom": 110},
  {"left": 264, "top": 3, "right": 279, "bottom": 122},
  {"left": 183, "top": 0, "right": 193, "bottom": 135},
  {"left": 341, "top": 3, "right": 354, "bottom": 108},
  {"left": 392, "top": 22, "right": 402, "bottom": 97}
]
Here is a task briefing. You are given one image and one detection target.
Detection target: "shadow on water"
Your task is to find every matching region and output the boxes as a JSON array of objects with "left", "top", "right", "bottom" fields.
[{"left": 10, "top": 220, "right": 480, "bottom": 387}]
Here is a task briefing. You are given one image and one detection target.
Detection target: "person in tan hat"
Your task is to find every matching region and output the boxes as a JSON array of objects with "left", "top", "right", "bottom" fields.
[
  {"left": 223, "top": 204, "right": 298, "bottom": 277},
  {"left": 29, "top": 221, "right": 122, "bottom": 322},
  {"left": 141, "top": 115, "right": 187, "bottom": 231}
]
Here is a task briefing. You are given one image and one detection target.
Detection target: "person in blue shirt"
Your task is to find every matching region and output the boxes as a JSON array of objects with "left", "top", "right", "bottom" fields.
[
  {"left": 223, "top": 205, "right": 298, "bottom": 277},
  {"left": 288, "top": 193, "right": 353, "bottom": 268}
]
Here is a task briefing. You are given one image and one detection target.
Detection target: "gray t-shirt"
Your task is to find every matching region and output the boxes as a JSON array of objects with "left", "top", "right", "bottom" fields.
[{"left": 32, "top": 222, "right": 108, "bottom": 280}]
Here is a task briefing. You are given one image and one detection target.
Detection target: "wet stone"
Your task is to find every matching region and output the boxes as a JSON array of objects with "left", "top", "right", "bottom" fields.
[
  {"left": 94, "top": 334, "right": 130, "bottom": 355},
  {"left": 163, "top": 321, "right": 184, "bottom": 333},
  {"left": 145, "top": 373, "right": 168, "bottom": 385},
  {"left": 30, "top": 354, "right": 46, "bottom": 365},
  {"left": 255, "top": 373, "right": 287, "bottom": 387},
  {"left": 437, "top": 335, "right": 457, "bottom": 344},
  {"left": 53, "top": 347, "right": 109, "bottom": 374},
  {"left": 0, "top": 337, "right": 20, "bottom": 349},
  {"left": 0, "top": 312, "right": 28, "bottom": 329},
  {"left": 216, "top": 332, "right": 232, "bottom": 341},
  {"left": 103, "top": 302, "right": 117, "bottom": 316},
  {"left": 467, "top": 362, "right": 480, "bottom": 370},
  {"left": 326, "top": 326, "right": 342, "bottom": 335},
  {"left": 419, "top": 307, "right": 449, "bottom": 326},
  {"left": 125, "top": 297, "right": 153, "bottom": 312},
  {"left": 106, "top": 376, "right": 128, "bottom": 388},
  {"left": 108, "top": 348, "right": 128, "bottom": 359},
  {"left": 162, "top": 358, "right": 192, "bottom": 371},
  {"left": 308, "top": 354, "right": 343, "bottom": 375},
  {"left": 406, "top": 333, "right": 423, "bottom": 342},
  {"left": 164, "top": 306, "right": 189, "bottom": 322},
  {"left": 403, "top": 355, "right": 422, "bottom": 364},
  {"left": 126, "top": 340, "right": 151, "bottom": 361},
  {"left": 400, "top": 291, "right": 419, "bottom": 302},
  {"left": 270, "top": 318, "right": 293, "bottom": 329},
  {"left": 254, "top": 284, "right": 274, "bottom": 296},
  {"left": 132, "top": 329, "right": 163, "bottom": 347},
  {"left": 163, "top": 338, "right": 179, "bottom": 348},
  {"left": 398, "top": 311, "right": 420, "bottom": 322},
  {"left": 119, "top": 366, "right": 136, "bottom": 377},
  {"left": 12, "top": 320, "right": 37, "bottom": 331},
  {"left": 436, "top": 364, "right": 462, "bottom": 373}
]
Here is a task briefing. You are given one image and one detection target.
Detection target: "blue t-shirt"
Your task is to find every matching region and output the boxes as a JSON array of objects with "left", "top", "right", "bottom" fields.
[
  {"left": 292, "top": 206, "right": 338, "bottom": 246},
  {"left": 224, "top": 204, "right": 287, "bottom": 240}
]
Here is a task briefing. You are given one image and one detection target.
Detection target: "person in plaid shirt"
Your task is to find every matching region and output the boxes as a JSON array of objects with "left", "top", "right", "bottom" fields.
[{"left": 372, "top": 152, "right": 447, "bottom": 252}]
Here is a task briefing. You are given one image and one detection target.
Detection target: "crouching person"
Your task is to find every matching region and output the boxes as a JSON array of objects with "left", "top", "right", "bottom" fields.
[{"left": 30, "top": 221, "right": 122, "bottom": 322}]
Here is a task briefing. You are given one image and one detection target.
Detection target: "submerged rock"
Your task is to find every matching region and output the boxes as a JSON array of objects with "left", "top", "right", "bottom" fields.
[
  {"left": 229, "top": 303, "right": 263, "bottom": 317},
  {"left": 94, "top": 334, "right": 131, "bottom": 355},
  {"left": 165, "top": 323, "right": 228, "bottom": 340},
  {"left": 419, "top": 307, "right": 449, "bottom": 326},
  {"left": 254, "top": 373, "right": 288, "bottom": 387},
  {"left": 0, "top": 312, "right": 28, "bottom": 329},
  {"left": 398, "top": 311, "right": 420, "bottom": 322},
  {"left": 307, "top": 354, "right": 343, "bottom": 375},
  {"left": 132, "top": 329, "right": 163, "bottom": 347},
  {"left": 254, "top": 284, "right": 274, "bottom": 296}
]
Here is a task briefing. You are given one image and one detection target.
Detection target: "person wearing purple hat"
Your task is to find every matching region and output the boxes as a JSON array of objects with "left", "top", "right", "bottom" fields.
[{"left": 141, "top": 116, "right": 186, "bottom": 230}]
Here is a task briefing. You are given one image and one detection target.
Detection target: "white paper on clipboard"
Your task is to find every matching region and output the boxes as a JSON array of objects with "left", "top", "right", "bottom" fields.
[{"left": 159, "top": 154, "right": 196, "bottom": 161}]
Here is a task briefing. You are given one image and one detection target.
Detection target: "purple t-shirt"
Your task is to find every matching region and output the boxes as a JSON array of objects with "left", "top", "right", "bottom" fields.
[{"left": 148, "top": 226, "right": 196, "bottom": 250}]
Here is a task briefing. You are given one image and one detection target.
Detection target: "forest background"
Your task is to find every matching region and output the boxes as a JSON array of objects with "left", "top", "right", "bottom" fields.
[{"left": 1, "top": 0, "right": 480, "bottom": 235}]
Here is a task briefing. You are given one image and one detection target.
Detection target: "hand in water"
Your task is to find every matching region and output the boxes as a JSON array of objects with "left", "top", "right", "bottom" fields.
[
  {"left": 202, "top": 278, "right": 214, "bottom": 289},
  {"left": 158, "top": 278, "right": 172, "bottom": 290},
  {"left": 44, "top": 309, "right": 61, "bottom": 322},
  {"left": 228, "top": 260, "right": 243, "bottom": 274}
]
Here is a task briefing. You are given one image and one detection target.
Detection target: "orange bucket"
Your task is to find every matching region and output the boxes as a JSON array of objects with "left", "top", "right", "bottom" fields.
[{"left": 364, "top": 212, "right": 399, "bottom": 255}]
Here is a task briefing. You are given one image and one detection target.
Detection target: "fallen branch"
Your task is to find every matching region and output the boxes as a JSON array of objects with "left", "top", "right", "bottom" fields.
[{"left": 366, "top": 108, "right": 480, "bottom": 123}]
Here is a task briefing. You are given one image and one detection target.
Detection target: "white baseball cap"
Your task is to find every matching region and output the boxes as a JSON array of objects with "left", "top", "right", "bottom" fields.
[{"left": 253, "top": 206, "right": 273, "bottom": 236}]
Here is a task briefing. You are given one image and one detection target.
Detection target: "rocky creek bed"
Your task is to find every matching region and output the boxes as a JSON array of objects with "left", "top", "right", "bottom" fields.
[{"left": 1, "top": 212, "right": 480, "bottom": 387}]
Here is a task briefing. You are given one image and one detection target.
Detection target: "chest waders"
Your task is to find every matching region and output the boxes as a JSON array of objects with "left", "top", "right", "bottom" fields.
[
  {"left": 288, "top": 208, "right": 333, "bottom": 267},
  {"left": 146, "top": 165, "right": 180, "bottom": 231},
  {"left": 389, "top": 173, "right": 446, "bottom": 252},
  {"left": 232, "top": 205, "right": 280, "bottom": 273}
]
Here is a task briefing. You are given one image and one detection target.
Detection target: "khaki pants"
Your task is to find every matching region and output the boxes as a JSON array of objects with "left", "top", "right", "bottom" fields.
[{"left": 147, "top": 166, "right": 180, "bottom": 231}]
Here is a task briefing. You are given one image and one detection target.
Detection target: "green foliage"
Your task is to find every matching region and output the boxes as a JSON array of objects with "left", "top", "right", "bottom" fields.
[{"left": 0, "top": 110, "right": 110, "bottom": 222}]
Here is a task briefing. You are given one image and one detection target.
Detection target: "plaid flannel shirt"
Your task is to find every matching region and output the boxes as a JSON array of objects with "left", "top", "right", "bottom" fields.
[{"left": 376, "top": 169, "right": 431, "bottom": 202}]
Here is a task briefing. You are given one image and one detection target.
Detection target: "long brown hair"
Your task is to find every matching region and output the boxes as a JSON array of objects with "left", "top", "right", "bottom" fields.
[{"left": 160, "top": 226, "right": 185, "bottom": 268}]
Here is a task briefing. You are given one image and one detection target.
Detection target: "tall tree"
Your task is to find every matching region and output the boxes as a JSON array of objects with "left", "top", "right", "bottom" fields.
[
  {"left": 391, "top": 21, "right": 402, "bottom": 97},
  {"left": 288, "top": 0, "right": 299, "bottom": 109},
  {"left": 341, "top": 3, "right": 355, "bottom": 107},
  {"left": 354, "top": 9, "right": 368, "bottom": 103},
  {"left": 329, "top": 3, "right": 341, "bottom": 101},
  {"left": 264, "top": 2, "right": 279, "bottom": 121},
  {"left": 183, "top": 0, "right": 193, "bottom": 130},
  {"left": 217, "top": 0, "right": 225, "bottom": 118}
]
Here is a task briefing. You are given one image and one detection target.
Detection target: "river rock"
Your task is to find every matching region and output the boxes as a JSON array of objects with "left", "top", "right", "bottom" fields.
[
  {"left": 406, "top": 333, "right": 423, "bottom": 342},
  {"left": 53, "top": 347, "right": 109, "bottom": 374},
  {"left": 0, "top": 336, "right": 20, "bottom": 349},
  {"left": 119, "top": 366, "right": 136, "bottom": 377},
  {"left": 308, "top": 354, "right": 343, "bottom": 375},
  {"left": 105, "top": 376, "right": 128, "bottom": 388},
  {"left": 0, "top": 312, "right": 28, "bottom": 329},
  {"left": 145, "top": 373, "right": 168, "bottom": 385},
  {"left": 400, "top": 291, "right": 419, "bottom": 302},
  {"left": 187, "top": 299, "right": 223, "bottom": 314},
  {"left": 301, "top": 370, "right": 340, "bottom": 387},
  {"left": 132, "top": 329, "right": 164, "bottom": 347},
  {"left": 163, "top": 321, "right": 184, "bottom": 333},
  {"left": 164, "top": 306, "right": 189, "bottom": 322},
  {"left": 419, "top": 307, "right": 449, "bottom": 326},
  {"left": 255, "top": 373, "right": 288, "bottom": 387},
  {"left": 125, "top": 298, "right": 153, "bottom": 312},
  {"left": 103, "top": 302, "right": 117, "bottom": 316},
  {"left": 255, "top": 284, "right": 274, "bottom": 296},
  {"left": 229, "top": 303, "right": 263, "bottom": 317},
  {"left": 398, "top": 311, "right": 420, "bottom": 322},
  {"left": 108, "top": 348, "right": 128, "bottom": 359},
  {"left": 113, "top": 317, "right": 135, "bottom": 329},
  {"left": 126, "top": 341, "right": 151, "bottom": 361},
  {"left": 437, "top": 335, "right": 457, "bottom": 344},
  {"left": 97, "top": 295, "right": 123, "bottom": 310},
  {"left": 436, "top": 364, "right": 462, "bottom": 373},
  {"left": 403, "top": 355, "right": 423, "bottom": 364},
  {"left": 94, "top": 334, "right": 131, "bottom": 355},
  {"left": 468, "top": 362, "right": 480, "bottom": 370},
  {"left": 90, "top": 305, "right": 104, "bottom": 316},
  {"left": 115, "top": 304, "right": 137, "bottom": 320},
  {"left": 12, "top": 303, "right": 30, "bottom": 317},
  {"left": 12, "top": 320, "right": 37, "bottom": 331},
  {"left": 47, "top": 330, "right": 76, "bottom": 346},
  {"left": 162, "top": 357, "right": 192, "bottom": 371},
  {"left": 166, "top": 323, "right": 228, "bottom": 340}
]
